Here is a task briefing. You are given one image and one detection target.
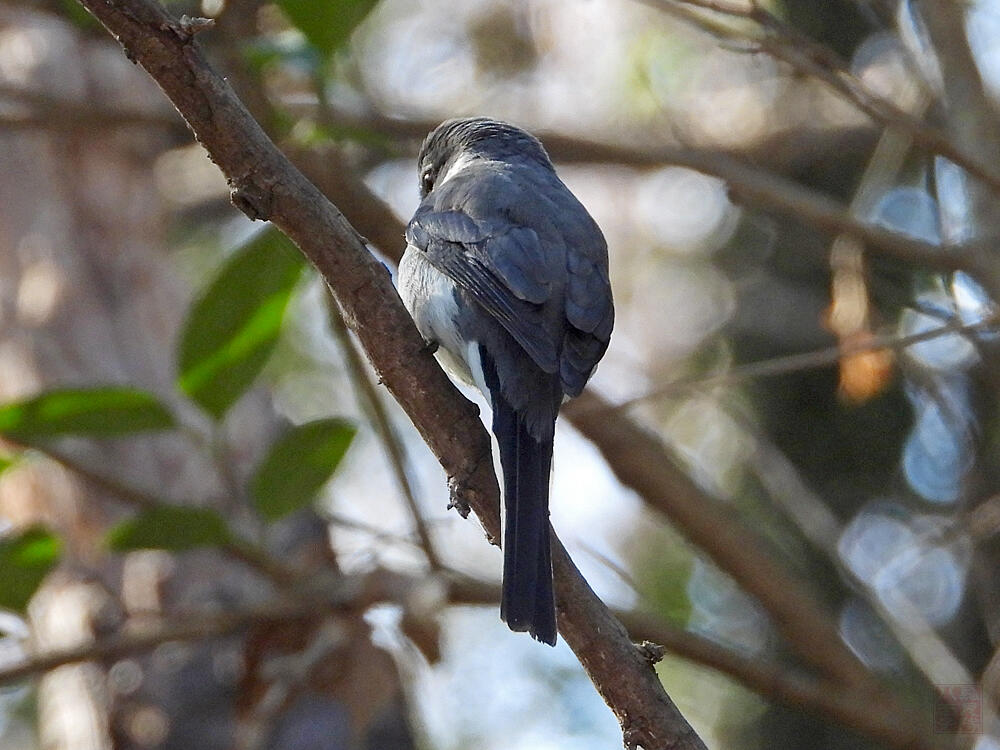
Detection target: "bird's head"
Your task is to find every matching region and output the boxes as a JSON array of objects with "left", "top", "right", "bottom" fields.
[{"left": 416, "top": 117, "right": 554, "bottom": 198}]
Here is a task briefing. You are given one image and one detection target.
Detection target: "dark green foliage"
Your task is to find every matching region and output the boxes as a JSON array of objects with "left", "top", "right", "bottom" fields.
[
  {"left": 0, "top": 527, "right": 61, "bottom": 613},
  {"left": 275, "top": 0, "right": 380, "bottom": 58},
  {"left": 251, "top": 418, "right": 356, "bottom": 520},
  {"left": 107, "top": 506, "right": 234, "bottom": 551},
  {"left": 0, "top": 387, "right": 174, "bottom": 440},
  {"left": 177, "top": 227, "right": 306, "bottom": 419}
]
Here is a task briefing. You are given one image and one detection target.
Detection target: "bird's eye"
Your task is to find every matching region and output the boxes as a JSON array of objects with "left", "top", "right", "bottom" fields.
[{"left": 420, "top": 168, "right": 435, "bottom": 196}]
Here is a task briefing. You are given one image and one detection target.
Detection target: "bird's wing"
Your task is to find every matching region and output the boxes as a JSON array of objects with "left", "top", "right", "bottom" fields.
[
  {"left": 406, "top": 206, "right": 560, "bottom": 374},
  {"left": 560, "top": 226, "right": 614, "bottom": 396}
]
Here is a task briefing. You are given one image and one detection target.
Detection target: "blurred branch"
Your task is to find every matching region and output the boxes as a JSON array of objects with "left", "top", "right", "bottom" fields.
[
  {"left": 563, "top": 391, "right": 871, "bottom": 689},
  {"left": 600, "top": 316, "right": 997, "bottom": 411},
  {"left": 914, "top": 0, "right": 1000, "bottom": 233},
  {"left": 562, "top": 391, "right": 966, "bottom": 750},
  {"left": 650, "top": 0, "right": 1000, "bottom": 195},
  {"left": 293, "top": 102, "right": 874, "bottom": 175},
  {"left": 0, "top": 82, "right": 182, "bottom": 131},
  {"left": 0, "top": 569, "right": 415, "bottom": 688},
  {"left": 618, "top": 610, "right": 952, "bottom": 750},
  {"left": 73, "top": 2, "right": 706, "bottom": 748},
  {"left": 325, "top": 294, "right": 441, "bottom": 569},
  {"left": 325, "top": 109, "right": 1000, "bottom": 300},
  {"left": 741, "top": 416, "right": 994, "bottom": 740},
  {"left": 288, "top": 143, "right": 409, "bottom": 260},
  {"left": 0, "top": 585, "right": 338, "bottom": 688}
]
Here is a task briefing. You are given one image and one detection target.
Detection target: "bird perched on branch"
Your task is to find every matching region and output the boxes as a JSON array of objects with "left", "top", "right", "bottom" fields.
[{"left": 398, "top": 117, "right": 614, "bottom": 645}]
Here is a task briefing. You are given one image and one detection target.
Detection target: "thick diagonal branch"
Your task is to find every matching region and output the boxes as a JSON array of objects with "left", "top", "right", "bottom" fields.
[{"left": 73, "top": 2, "right": 705, "bottom": 748}]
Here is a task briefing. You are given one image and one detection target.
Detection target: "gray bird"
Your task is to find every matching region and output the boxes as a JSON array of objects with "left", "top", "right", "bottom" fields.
[{"left": 398, "top": 117, "right": 614, "bottom": 645}]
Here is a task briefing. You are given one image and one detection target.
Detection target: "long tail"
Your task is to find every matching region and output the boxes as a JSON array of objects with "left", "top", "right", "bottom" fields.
[{"left": 480, "top": 347, "right": 557, "bottom": 646}]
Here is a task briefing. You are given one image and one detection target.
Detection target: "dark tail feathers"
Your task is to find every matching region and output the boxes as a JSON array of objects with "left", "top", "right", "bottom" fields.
[{"left": 480, "top": 346, "right": 557, "bottom": 646}]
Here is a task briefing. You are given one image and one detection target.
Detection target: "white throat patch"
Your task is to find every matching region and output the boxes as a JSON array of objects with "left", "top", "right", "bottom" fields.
[{"left": 437, "top": 153, "right": 479, "bottom": 189}]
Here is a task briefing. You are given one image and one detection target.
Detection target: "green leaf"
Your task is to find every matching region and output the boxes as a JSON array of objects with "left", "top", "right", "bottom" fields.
[
  {"left": 0, "top": 527, "right": 61, "bottom": 613},
  {"left": 177, "top": 227, "right": 306, "bottom": 419},
  {"left": 58, "top": 0, "right": 101, "bottom": 29},
  {"left": 0, "top": 387, "right": 174, "bottom": 440},
  {"left": 275, "top": 0, "right": 380, "bottom": 58},
  {"left": 251, "top": 418, "right": 356, "bottom": 520},
  {"left": 107, "top": 506, "right": 233, "bottom": 552}
]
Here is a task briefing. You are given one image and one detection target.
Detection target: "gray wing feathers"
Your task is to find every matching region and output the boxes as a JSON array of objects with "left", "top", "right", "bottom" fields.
[
  {"left": 406, "top": 217, "right": 560, "bottom": 373},
  {"left": 485, "top": 227, "right": 550, "bottom": 303},
  {"left": 410, "top": 210, "right": 550, "bottom": 303},
  {"left": 561, "top": 219, "right": 613, "bottom": 393},
  {"left": 566, "top": 256, "right": 611, "bottom": 333},
  {"left": 407, "top": 166, "right": 612, "bottom": 394}
]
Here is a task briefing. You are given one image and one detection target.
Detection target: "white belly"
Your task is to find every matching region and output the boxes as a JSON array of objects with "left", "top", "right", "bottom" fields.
[{"left": 398, "top": 247, "right": 488, "bottom": 396}]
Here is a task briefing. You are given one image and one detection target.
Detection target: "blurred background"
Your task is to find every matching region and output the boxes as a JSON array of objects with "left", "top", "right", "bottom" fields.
[{"left": 0, "top": 0, "right": 998, "bottom": 748}]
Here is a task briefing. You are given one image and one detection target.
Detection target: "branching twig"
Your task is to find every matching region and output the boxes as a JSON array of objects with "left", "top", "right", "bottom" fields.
[
  {"left": 0, "top": 560, "right": 948, "bottom": 750},
  {"left": 73, "top": 2, "right": 706, "bottom": 747}
]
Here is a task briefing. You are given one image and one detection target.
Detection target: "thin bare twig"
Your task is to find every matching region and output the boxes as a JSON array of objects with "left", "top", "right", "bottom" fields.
[
  {"left": 594, "top": 316, "right": 997, "bottom": 413},
  {"left": 325, "top": 295, "right": 441, "bottom": 569}
]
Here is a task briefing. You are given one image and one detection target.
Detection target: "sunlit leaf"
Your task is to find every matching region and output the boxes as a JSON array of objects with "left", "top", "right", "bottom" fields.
[
  {"left": 275, "top": 0, "right": 380, "bottom": 58},
  {"left": 251, "top": 418, "right": 356, "bottom": 520},
  {"left": 59, "top": 0, "right": 100, "bottom": 29},
  {"left": 107, "top": 506, "right": 233, "bottom": 552},
  {"left": 0, "top": 387, "right": 174, "bottom": 440},
  {"left": 0, "top": 527, "right": 61, "bottom": 613},
  {"left": 177, "top": 227, "right": 305, "bottom": 419},
  {"left": 0, "top": 455, "right": 18, "bottom": 476}
]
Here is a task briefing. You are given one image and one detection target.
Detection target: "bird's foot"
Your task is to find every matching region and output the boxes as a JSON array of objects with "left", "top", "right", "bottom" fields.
[
  {"left": 636, "top": 640, "right": 666, "bottom": 665},
  {"left": 446, "top": 478, "right": 472, "bottom": 519}
]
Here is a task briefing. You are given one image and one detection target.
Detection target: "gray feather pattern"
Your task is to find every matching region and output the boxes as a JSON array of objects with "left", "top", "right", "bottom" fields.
[{"left": 406, "top": 155, "right": 612, "bottom": 396}]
